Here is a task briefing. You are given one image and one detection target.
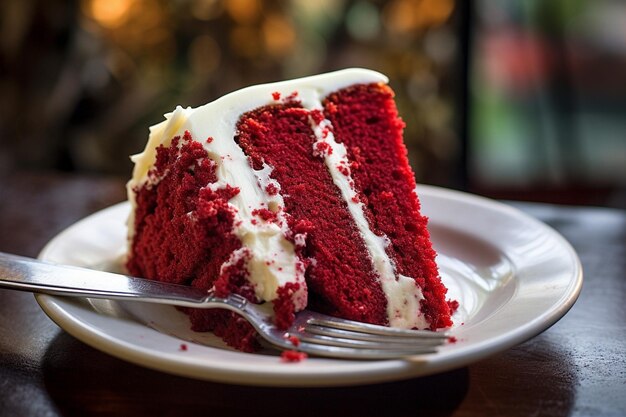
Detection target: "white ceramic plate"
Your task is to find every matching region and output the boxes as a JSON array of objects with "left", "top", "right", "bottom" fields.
[{"left": 36, "top": 185, "right": 582, "bottom": 387}]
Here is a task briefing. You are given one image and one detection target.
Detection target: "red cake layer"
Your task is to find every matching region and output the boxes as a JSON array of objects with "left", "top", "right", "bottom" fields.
[
  {"left": 236, "top": 102, "right": 389, "bottom": 324},
  {"left": 323, "top": 83, "right": 452, "bottom": 329}
]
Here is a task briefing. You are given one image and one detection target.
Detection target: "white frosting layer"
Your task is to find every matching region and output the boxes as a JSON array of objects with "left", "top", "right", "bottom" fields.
[{"left": 127, "top": 68, "right": 429, "bottom": 327}]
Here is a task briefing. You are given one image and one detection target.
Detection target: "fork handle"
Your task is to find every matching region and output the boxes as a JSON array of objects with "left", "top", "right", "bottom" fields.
[{"left": 0, "top": 252, "right": 223, "bottom": 308}]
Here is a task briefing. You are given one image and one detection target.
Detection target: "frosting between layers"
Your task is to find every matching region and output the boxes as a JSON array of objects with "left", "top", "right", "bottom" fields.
[{"left": 127, "top": 68, "right": 429, "bottom": 327}]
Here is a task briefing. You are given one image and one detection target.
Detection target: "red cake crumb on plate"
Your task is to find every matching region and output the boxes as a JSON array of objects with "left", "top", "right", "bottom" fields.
[{"left": 281, "top": 350, "right": 308, "bottom": 363}]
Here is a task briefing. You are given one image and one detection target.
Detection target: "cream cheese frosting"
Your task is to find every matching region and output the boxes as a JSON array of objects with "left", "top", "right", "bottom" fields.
[{"left": 127, "top": 68, "right": 428, "bottom": 327}]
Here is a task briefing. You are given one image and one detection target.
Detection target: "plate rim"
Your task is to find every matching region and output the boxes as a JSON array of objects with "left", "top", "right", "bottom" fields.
[{"left": 36, "top": 185, "right": 583, "bottom": 387}]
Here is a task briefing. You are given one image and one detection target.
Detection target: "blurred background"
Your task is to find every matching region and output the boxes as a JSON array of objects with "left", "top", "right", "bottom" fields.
[{"left": 1, "top": 0, "right": 625, "bottom": 208}]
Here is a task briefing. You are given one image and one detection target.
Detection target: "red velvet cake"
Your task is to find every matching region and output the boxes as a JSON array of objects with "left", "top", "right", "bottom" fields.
[{"left": 126, "top": 68, "right": 453, "bottom": 352}]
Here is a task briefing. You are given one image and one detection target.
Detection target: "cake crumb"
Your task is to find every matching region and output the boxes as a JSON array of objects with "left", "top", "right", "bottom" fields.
[
  {"left": 286, "top": 91, "right": 299, "bottom": 101},
  {"left": 265, "top": 183, "right": 279, "bottom": 195},
  {"left": 448, "top": 336, "right": 458, "bottom": 344},
  {"left": 314, "top": 141, "right": 333, "bottom": 157},
  {"left": 447, "top": 299, "right": 460, "bottom": 314},
  {"left": 337, "top": 163, "right": 350, "bottom": 176},
  {"left": 281, "top": 350, "right": 308, "bottom": 362},
  {"left": 285, "top": 335, "right": 301, "bottom": 347},
  {"left": 179, "top": 343, "right": 188, "bottom": 351},
  {"left": 252, "top": 208, "right": 278, "bottom": 222}
]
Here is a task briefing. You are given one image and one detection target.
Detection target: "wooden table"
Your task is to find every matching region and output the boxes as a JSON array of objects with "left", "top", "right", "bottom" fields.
[{"left": 1, "top": 171, "right": 625, "bottom": 416}]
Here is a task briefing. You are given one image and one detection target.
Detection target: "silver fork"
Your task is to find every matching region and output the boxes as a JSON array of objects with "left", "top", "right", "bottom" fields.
[{"left": 0, "top": 252, "right": 449, "bottom": 360}]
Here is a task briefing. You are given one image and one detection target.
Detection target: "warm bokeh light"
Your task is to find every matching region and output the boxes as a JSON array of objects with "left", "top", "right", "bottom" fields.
[
  {"left": 83, "top": 0, "right": 134, "bottom": 29},
  {"left": 418, "top": 0, "right": 455, "bottom": 27},
  {"left": 80, "top": 0, "right": 174, "bottom": 71},
  {"left": 226, "top": 0, "right": 261, "bottom": 24},
  {"left": 383, "top": 0, "right": 454, "bottom": 35},
  {"left": 262, "top": 14, "right": 296, "bottom": 57},
  {"left": 383, "top": 0, "right": 416, "bottom": 34}
]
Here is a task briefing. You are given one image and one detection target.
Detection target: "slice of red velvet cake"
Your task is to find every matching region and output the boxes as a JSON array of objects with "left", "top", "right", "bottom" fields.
[{"left": 126, "top": 68, "right": 453, "bottom": 352}]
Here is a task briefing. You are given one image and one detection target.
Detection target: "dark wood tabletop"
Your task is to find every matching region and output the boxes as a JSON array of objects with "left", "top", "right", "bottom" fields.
[{"left": 1, "top": 171, "right": 625, "bottom": 417}]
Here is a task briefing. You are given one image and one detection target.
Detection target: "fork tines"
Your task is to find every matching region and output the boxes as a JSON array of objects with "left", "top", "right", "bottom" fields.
[{"left": 286, "top": 315, "right": 450, "bottom": 359}]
